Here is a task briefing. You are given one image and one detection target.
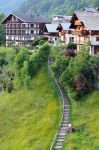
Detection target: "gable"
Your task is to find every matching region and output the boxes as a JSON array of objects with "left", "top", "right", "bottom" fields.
[
  {"left": 73, "top": 12, "right": 99, "bottom": 31},
  {"left": 2, "top": 14, "right": 25, "bottom": 24}
]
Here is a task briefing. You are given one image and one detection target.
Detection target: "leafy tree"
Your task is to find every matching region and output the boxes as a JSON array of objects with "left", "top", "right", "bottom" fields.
[
  {"left": 28, "top": 52, "right": 40, "bottom": 77},
  {"left": 0, "top": 13, "right": 6, "bottom": 46},
  {"left": 15, "top": 48, "right": 29, "bottom": 70},
  {"left": 39, "top": 43, "right": 50, "bottom": 62},
  {"left": 0, "top": 52, "right": 7, "bottom": 67},
  {"left": 21, "top": 61, "right": 30, "bottom": 87}
]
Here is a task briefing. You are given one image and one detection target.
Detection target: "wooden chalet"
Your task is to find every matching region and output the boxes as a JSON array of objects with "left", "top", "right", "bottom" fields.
[
  {"left": 57, "top": 23, "right": 73, "bottom": 44},
  {"left": 2, "top": 13, "right": 50, "bottom": 46},
  {"left": 70, "top": 11, "right": 99, "bottom": 55},
  {"left": 44, "top": 24, "right": 58, "bottom": 44}
]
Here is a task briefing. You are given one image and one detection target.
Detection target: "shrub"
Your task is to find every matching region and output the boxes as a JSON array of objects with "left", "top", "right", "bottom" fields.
[
  {"left": 0, "top": 52, "right": 8, "bottom": 67},
  {"left": 51, "top": 45, "right": 98, "bottom": 99},
  {"left": 64, "top": 49, "right": 76, "bottom": 57},
  {"left": 32, "top": 37, "right": 47, "bottom": 47},
  {"left": 67, "top": 43, "right": 77, "bottom": 50},
  {"left": 39, "top": 40, "right": 45, "bottom": 45}
]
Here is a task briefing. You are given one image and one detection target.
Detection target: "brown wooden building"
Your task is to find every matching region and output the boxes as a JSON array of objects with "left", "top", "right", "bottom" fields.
[
  {"left": 2, "top": 13, "right": 50, "bottom": 46},
  {"left": 70, "top": 11, "right": 99, "bottom": 55},
  {"left": 44, "top": 24, "right": 58, "bottom": 44}
]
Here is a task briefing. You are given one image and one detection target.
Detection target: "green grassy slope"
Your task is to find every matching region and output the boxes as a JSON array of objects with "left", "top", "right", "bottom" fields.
[
  {"left": 63, "top": 91, "right": 99, "bottom": 150},
  {"left": 0, "top": 66, "right": 62, "bottom": 150}
]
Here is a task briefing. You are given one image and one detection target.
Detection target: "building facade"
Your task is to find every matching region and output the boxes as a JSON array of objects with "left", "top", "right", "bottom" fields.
[
  {"left": 2, "top": 13, "right": 50, "bottom": 46},
  {"left": 70, "top": 11, "right": 99, "bottom": 55},
  {"left": 44, "top": 24, "right": 58, "bottom": 44},
  {"left": 57, "top": 11, "right": 99, "bottom": 55}
]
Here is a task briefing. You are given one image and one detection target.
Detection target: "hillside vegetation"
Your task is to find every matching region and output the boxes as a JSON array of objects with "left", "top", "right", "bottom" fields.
[
  {"left": 18, "top": 0, "right": 99, "bottom": 17},
  {"left": 0, "top": 66, "right": 62, "bottom": 150},
  {"left": 50, "top": 44, "right": 99, "bottom": 149},
  {"left": 63, "top": 91, "right": 99, "bottom": 150}
]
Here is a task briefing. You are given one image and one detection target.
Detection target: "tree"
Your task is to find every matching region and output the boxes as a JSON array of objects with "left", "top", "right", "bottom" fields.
[
  {"left": 93, "top": 0, "right": 99, "bottom": 7},
  {"left": 21, "top": 61, "right": 30, "bottom": 88},
  {"left": 28, "top": 52, "right": 40, "bottom": 77},
  {"left": 15, "top": 48, "right": 29, "bottom": 70},
  {"left": 0, "top": 13, "right": 6, "bottom": 46}
]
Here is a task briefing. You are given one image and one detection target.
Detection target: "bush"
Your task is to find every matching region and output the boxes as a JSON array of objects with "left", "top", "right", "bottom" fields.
[
  {"left": 0, "top": 52, "right": 8, "bottom": 67},
  {"left": 67, "top": 43, "right": 77, "bottom": 50},
  {"left": 32, "top": 37, "right": 47, "bottom": 47},
  {"left": 39, "top": 40, "right": 45, "bottom": 45},
  {"left": 64, "top": 49, "right": 76, "bottom": 57},
  {"left": 51, "top": 45, "right": 98, "bottom": 99}
]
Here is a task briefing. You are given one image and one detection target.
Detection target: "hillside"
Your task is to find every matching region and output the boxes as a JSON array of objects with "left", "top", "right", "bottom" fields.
[
  {"left": 0, "top": 0, "right": 24, "bottom": 14},
  {"left": 63, "top": 91, "right": 99, "bottom": 150},
  {"left": 0, "top": 64, "right": 62, "bottom": 150},
  {"left": 18, "top": 0, "right": 99, "bottom": 17}
]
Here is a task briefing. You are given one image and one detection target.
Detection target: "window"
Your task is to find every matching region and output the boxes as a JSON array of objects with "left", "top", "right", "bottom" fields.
[
  {"left": 34, "top": 30, "right": 36, "bottom": 34},
  {"left": 31, "top": 30, "right": 34, "bottom": 34},
  {"left": 70, "top": 37, "right": 74, "bottom": 43},
  {"left": 31, "top": 24, "right": 34, "bottom": 28},
  {"left": 22, "top": 30, "right": 26, "bottom": 34},
  {"left": 22, "top": 24, "right": 26, "bottom": 28},
  {"left": 8, "top": 36, "right": 11, "bottom": 40},
  {"left": 34, "top": 24, "right": 36, "bottom": 28},
  {"left": 36, "top": 30, "right": 39, "bottom": 34},
  {"left": 96, "top": 37, "right": 99, "bottom": 41}
]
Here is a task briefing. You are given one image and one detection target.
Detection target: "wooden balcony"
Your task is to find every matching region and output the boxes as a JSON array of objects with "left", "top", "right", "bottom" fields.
[
  {"left": 5, "top": 26, "right": 40, "bottom": 30},
  {"left": 71, "top": 29, "right": 89, "bottom": 36}
]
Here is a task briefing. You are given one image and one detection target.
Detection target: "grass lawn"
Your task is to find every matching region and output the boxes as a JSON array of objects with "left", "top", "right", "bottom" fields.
[
  {"left": 63, "top": 91, "right": 99, "bottom": 150},
  {"left": 0, "top": 66, "right": 62, "bottom": 150}
]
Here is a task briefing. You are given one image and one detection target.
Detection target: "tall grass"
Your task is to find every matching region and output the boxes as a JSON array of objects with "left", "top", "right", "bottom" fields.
[
  {"left": 63, "top": 91, "right": 99, "bottom": 150},
  {"left": 0, "top": 66, "right": 62, "bottom": 150}
]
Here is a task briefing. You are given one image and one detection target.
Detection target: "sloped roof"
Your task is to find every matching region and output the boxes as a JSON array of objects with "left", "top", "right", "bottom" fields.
[
  {"left": 45, "top": 24, "right": 58, "bottom": 33},
  {"left": 59, "top": 23, "right": 71, "bottom": 30},
  {"left": 2, "top": 13, "right": 51, "bottom": 24},
  {"left": 75, "top": 11, "right": 99, "bottom": 31},
  {"left": 83, "top": 6, "right": 95, "bottom": 12}
]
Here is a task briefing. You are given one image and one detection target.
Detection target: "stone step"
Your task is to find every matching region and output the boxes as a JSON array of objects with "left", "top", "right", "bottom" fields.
[
  {"left": 55, "top": 142, "right": 63, "bottom": 146},
  {"left": 63, "top": 110, "right": 69, "bottom": 113},
  {"left": 55, "top": 145, "right": 62, "bottom": 149},
  {"left": 63, "top": 112, "right": 69, "bottom": 115},
  {"left": 57, "top": 138, "right": 64, "bottom": 142},
  {"left": 64, "top": 107, "right": 69, "bottom": 109},
  {"left": 63, "top": 113, "right": 69, "bottom": 116},
  {"left": 58, "top": 136, "right": 65, "bottom": 139},
  {"left": 62, "top": 121, "right": 68, "bottom": 124},
  {"left": 59, "top": 132, "right": 66, "bottom": 136},
  {"left": 59, "top": 130, "right": 67, "bottom": 133},
  {"left": 61, "top": 124, "right": 68, "bottom": 128},
  {"left": 63, "top": 115, "right": 69, "bottom": 118},
  {"left": 60, "top": 127, "right": 67, "bottom": 130},
  {"left": 64, "top": 104, "right": 69, "bottom": 108},
  {"left": 64, "top": 108, "right": 69, "bottom": 110}
]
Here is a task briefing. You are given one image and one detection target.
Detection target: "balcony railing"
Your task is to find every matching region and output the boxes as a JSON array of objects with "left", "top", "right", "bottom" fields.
[
  {"left": 6, "top": 33, "right": 40, "bottom": 36},
  {"left": 71, "top": 30, "right": 89, "bottom": 36},
  {"left": 5, "top": 27, "right": 40, "bottom": 29},
  {"left": 6, "top": 39, "right": 32, "bottom": 42}
]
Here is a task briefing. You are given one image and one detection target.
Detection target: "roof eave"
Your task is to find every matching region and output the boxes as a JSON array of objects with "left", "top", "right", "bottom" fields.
[{"left": 1, "top": 13, "right": 25, "bottom": 24}]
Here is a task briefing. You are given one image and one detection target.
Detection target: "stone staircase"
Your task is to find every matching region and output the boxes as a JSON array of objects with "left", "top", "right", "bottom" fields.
[
  {"left": 48, "top": 59, "right": 70, "bottom": 150},
  {"left": 54, "top": 85, "right": 70, "bottom": 150}
]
